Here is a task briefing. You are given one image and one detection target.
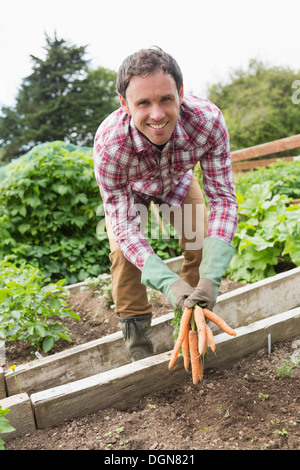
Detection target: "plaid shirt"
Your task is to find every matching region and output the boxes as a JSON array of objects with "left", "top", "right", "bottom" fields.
[{"left": 94, "top": 94, "right": 238, "bottom": 270}]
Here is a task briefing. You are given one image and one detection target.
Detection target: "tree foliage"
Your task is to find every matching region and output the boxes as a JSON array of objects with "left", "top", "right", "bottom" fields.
[
  {"left": 0, "top": 33, "right": 119, "bottom": 161},
  {"left": 207, "top": 59, "right": 300, "bottom": 151}
]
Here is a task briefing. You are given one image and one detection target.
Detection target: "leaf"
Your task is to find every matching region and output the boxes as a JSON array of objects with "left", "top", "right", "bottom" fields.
[
  {"left": 244, "top": 233, "right": 275, "bottom": 251},
  {"left": 25, "top": 196, "right": 41, "bottom": 209},
  {"left": 10, "top": 310, "right": 21, "bottom": 321},
  {"left": 238, "top": 183, "right": 273, "bottom": 217},
  {"left": 35, "top": 324, "right": 46, "bottom": 338},
  {"left": 0, "top": 417, "right": 15, "bottom": 433},
  {"left": 283, "top": 238, "right": 300, "bottom": 265},
  {"left": 42, "top": 336, "right": 54, "bottom": 352},
  {"left": 52, "top": 183, "right": 70, "bottom": 196},
  {"left": 74, "top": 193, "right": 88, "bottom": 204},
  {"left": 18, "top": 224, "right": 31, "bottom": 234},
  {"left": 19, "top": 206, "right": 27, "bottom": 217},
  {"left": 57, "top": 332, "right": 72, "bottom": 342},
  {"left": 0, "top": 288, "right": 9, "bottom": 303}
]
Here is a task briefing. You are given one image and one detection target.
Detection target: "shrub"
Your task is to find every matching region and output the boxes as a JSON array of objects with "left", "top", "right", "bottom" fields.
[
  {"left": 0, "top": 141, "right": 110, "bottom": 284},
  {"left": 0, "top": 141, "right": 185, "bottom": 284}
]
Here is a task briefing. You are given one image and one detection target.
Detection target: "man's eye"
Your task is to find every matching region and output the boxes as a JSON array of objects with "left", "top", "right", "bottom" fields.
[
  {"left": 139, "top": 101, "right": 149, "bottom": 106},
  {"left": 162, "top": 96, "right": 171, "bottom": 102}
]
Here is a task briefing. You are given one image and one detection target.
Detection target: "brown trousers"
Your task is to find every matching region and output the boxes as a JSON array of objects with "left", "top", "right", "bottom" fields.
[{"left": 106, "top": 176, "right": 208, "bottom": 318}]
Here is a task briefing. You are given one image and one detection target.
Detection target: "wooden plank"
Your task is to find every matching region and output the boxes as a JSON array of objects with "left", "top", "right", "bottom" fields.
[
  {"left": 232, "top": 156, "right": 295, "bottom": 171},
  {"left": 31, "top": 352, "right": 188, "bottom": 429},
  {"left": 4, "top": 267, "right": 300, "bottom": 397},
  {"left": 231, "top": 134, "right": 300, "bottom": 162},
  {"left": 0, "top": 345, "right": 5, "bottom": 367},
  {"left": 164, "top": 255, "right": 184, "bottom": 274},
  {"left": 205, "top": 307, "right": 300, "bottom": 368},
  {"left": 4, "top": 314, "right": 174, "bottom": 396},
  {"left": 31, "top": 307, "right": 300, "bottom": 429},
  {"left": 0, "top": 393, "right": 36, "bottom": 441},
  {"left": 213, "top": 266, "right": 300, "bottom": 332},
  {"left": 0, "top": 367, "right": 6, "bottom": 399},
  {"left": 63, "top": 255, "right": 184, "bottom": 294}
]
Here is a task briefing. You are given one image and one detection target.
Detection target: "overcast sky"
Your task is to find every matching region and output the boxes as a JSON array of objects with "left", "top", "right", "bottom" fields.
[{"left": 1, "top": 0, "right": 299, "bottom": 108}]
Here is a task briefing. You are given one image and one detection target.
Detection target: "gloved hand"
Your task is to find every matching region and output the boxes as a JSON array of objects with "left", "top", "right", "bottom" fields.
[
  {"left": 141, "top": 254, "right": 194, "bottom": 310},
  {"left": 184, "top": 237, "right": 235, "bottom": 311}
]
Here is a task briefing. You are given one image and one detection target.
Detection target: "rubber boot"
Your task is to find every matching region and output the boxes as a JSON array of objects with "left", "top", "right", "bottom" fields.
[{"left": 118, "top": 314, "right": 154, "bottom": 362}]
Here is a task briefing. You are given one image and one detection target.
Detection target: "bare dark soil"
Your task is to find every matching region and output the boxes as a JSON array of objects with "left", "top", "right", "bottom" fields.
[{"left": 3, "top": 278, "right": 300, "bottom": 451}]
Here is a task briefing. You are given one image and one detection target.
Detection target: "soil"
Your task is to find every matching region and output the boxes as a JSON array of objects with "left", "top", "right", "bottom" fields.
[{"left": 3, "top": 278, "right": 300, "bottom": 452}]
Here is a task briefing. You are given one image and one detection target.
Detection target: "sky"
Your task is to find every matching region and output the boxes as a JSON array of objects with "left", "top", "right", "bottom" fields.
[{"left": 1, "top": 0, "right": 300, "bottom": 109}]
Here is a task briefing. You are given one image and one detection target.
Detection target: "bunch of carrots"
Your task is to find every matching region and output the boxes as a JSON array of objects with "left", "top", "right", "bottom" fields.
[{"left": 169, "top": 305, "right": 237, "bottom": 385}]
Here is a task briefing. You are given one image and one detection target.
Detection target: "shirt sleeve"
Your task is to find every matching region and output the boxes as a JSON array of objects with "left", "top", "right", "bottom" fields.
[
  {"left": 94, "top": 145, "right": 155, "bottom": 271},
  {"left": 200, "top": 108, "right": 238, "bottom": 244}
]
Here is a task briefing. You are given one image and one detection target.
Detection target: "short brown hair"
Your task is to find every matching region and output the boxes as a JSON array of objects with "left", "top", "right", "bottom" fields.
[{"left": 116, "top": 47, "right": 183, "bottom": 98}]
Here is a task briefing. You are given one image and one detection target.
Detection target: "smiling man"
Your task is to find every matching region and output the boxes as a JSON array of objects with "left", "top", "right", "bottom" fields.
[
  {"left": 93, "top": 47, "right": 238, "bottom": 361},
  {"left": 118, "top": 70, "right": 183, "bottom": 149}
]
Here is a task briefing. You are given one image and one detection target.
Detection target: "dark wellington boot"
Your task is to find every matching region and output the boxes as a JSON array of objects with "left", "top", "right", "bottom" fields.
[{"left": 118, "top": 314, "right": 154, "bottom": 362}]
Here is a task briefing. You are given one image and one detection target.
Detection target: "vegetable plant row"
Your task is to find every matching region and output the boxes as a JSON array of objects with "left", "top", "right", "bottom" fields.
[
  {"left": 0, "top": 141, "right": 180, "bottom": 285},
  {"left": 1, "top": 143, "right": 300, "bottom": 287},
  {"left": 226, "top": 179, "right": 300, "bottom": 283}
]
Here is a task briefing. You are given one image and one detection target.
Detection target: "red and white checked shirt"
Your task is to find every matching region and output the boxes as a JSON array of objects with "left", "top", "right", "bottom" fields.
[{"left": 93, "top": 94, "right": 238, "bottom": 270}]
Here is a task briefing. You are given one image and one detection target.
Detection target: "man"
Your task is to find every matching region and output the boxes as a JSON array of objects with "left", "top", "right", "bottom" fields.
[{"left": 93, "top": 47, "right": 238, "bottom": 361}]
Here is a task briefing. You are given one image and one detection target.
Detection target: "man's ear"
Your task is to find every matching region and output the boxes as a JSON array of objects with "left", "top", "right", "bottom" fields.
[
  {"left": 179, "top": 84, "right": 184, "bottom": 105},
  {"left": 119, "top": 94, "right": 130, "bottom": 114}
]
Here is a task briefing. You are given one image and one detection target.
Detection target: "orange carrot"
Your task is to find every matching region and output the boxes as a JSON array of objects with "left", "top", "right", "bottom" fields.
[
  {"left": 169, "top": 307, "right": 193, "bottom": 370},
  {"left": 182, "top": 329, "right": 190, "bottom": 371},
  {"left": 198, "top": 356, "right": 204, "bottom": 382},
  {"left": 189, "top": 329, "right": 201, "bottom": 385},
  {"left": 193, "top": 305, "right": 207, "bottom": 357},
  {"left": 205, "top": 324, "right": 216, "bottom": 353},
  {"left": 203, "top": 308, "right": 237, "bottom": 336}
]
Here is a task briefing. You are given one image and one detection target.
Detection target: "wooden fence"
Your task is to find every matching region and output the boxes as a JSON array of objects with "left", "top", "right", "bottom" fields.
[{"left": 231, "top": 134, "right": 300, "bottom": 171}]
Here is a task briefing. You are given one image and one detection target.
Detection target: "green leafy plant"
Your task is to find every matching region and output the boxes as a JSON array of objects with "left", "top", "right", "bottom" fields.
[
  {"left": 0, "top": 141, "right": 110, "bottom": 284},
  {"left": 235, "top": 160, "right": 300, "bottom": 200},
  {"left": 0, "top": 406, "right": 15, "bottom": 450},
  {"left": 0, "top": 141, "right": 182, "bottom": 285},
  {"left": 0, "top": 257, "right": 80, "bottom": 352},
  {"left": 278, "top": 355, "right": 300, "bottom": 378},
  {"left": 226, "top": 180, "right": 300, "bottom": 283},
  {"left": 86, "top": 274, "right": 114, "bottom": 308}
]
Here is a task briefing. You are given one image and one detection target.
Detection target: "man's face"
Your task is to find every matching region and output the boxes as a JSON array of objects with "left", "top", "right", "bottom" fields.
[{"left": 119, "top": 71, "right": 184, "bottom": 148}]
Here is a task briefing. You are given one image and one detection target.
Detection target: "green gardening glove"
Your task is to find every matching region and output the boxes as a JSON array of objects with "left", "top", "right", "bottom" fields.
[
  {"left": 184, "top": 237, "right": 235, "bottom": 311},
  {"left": 141, "top": 254, "right": 194, "bottom": 310}
]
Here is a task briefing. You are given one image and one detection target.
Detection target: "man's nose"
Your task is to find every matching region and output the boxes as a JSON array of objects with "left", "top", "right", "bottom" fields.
[{"left": 149, "top": 104, "right": 165, "bottom": 121}]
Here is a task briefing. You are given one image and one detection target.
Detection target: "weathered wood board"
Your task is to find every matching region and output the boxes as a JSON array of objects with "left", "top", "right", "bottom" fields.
[
  {"left": 0, "top": 393, "right": 36, "bottom": 440},
  {"left": 1, "top": 266, "right": 300, "bottom": 441},
  {"left": 31, "top": 307, "right": 300, "bottom": 429},
  {"left": 4, "top": 267, "right": 300, "bottom": 397},
  {"left": 4, "top": 314, "right": 174, "bottom": 396},
  {"left": 0, "top": 367, "right": 6, "bottom": 399}
]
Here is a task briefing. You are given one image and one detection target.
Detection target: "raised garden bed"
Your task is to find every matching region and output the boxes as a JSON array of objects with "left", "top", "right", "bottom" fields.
[{"left": 1, "top": 261, "right": 300, "bottom": 450}]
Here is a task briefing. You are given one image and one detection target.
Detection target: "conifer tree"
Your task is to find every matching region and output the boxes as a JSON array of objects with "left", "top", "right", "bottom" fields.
[{"left": 0, "top": 32, "right": 118, "bottom": 161}]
